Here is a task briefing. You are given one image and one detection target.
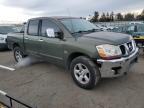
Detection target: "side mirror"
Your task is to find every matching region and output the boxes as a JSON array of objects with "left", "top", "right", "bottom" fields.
[{"left": 56, "top": 31, "right": 64, "bottom": 39}]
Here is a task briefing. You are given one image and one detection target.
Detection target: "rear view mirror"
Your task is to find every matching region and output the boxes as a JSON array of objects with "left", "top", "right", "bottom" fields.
[{"left": 46, "top": 28, "right": 55, "bottom": 37}]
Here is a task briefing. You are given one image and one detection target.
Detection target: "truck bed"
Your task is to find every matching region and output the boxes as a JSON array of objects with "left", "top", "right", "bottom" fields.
[{"left": 7, "top": 32, "right": 24, "bottom": 50}]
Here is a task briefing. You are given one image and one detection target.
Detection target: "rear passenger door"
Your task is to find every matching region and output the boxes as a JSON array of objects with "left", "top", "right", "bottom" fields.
[
  {"left": 24, "top": 19, "right": 41, "bottom": 56},
  {"left": 39, "top": 19, "right": 64, "bottom": 64}
]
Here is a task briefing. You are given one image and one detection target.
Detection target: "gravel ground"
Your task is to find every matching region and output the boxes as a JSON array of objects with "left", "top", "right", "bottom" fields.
[{"left": 0, "top": 50, "right": 144, "bottom": 108}]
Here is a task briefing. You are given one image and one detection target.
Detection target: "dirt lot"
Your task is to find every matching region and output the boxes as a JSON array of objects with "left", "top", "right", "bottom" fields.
[{"left": 0, "top": 50, "right": 144, "bottom": 108}]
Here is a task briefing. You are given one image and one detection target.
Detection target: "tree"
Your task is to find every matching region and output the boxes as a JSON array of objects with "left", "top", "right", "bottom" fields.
[
  {"left": 106, "top": 12, "right": 111, "bottom": 22},
  {"left": 136, "top": 9, "right": 144, "bottom": 21},
  {"left": 124, "top": 13, "right": 135, "bottom": 21},
  {"left": 116, "top": 13, "right": 123, "bottom": 21},
  {"left": 110, "top": 12, "right": 114, "bottom": 21},
  {"left": 99, "top": 13, "right": 106, "bottom": 22},
  {"left": 142, "top": 9, "right": 144, "bottom": 15},
  {"left": 140, "top": 9, "right": 144, "bottom": 20},
  {"left": 91, "top": 11, "right": 99, "bottom": 22}
]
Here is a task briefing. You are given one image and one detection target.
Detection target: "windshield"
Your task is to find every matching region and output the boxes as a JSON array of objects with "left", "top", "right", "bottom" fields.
[
  {"left": 0, "top": 26, "right": 17, "bottom": 34},
  {"left": 60, "top": 18, "right": 100, "bottom": 34}
]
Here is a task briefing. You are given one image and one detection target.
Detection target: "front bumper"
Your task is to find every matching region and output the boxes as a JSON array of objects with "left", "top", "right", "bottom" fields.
[{"left": 97, "top": 47, "right": 139, "bottom": 78}]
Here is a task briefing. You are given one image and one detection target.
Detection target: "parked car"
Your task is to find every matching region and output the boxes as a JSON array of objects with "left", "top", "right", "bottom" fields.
[
  {"left": 95, "top": 24, "right": 108, "bottom": 31},
  {"left": 112, "top": 24, "right": 144, "bottom": 46},
  {"left": 7, "top": 17, "right": 138, "bottom": 89},
  {"left": 0, "top": 25, "right": 17, "bottom": 50}
]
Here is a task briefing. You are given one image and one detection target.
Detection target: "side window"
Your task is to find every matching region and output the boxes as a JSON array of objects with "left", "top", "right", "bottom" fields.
[
  {"left": 128, "top": 26, "right": 134, "bottom": 31},
  {"left": 137, "top": 25, "right": 144, "bottom": 32},
  {"left": 41, "top": 19, "right": 61, "bottom": 37},
  {"left": 28, "top": 20, "right": 39, "bottom": 36}
]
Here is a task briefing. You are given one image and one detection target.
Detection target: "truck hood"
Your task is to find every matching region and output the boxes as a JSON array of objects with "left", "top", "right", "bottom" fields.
[{"left": 80, "top": 31, "right": 131, "bottom": 45}]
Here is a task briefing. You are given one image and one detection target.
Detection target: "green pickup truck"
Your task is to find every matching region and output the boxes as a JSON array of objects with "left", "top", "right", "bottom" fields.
[{"left": 7, "top": 17, "right": 139, "bottom": 89}]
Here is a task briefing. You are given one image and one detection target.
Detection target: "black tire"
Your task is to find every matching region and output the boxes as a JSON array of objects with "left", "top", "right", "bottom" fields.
[
  {"left": 13, "top": 47, "right": 25, "bottom": 62},
  {"left": 70, "top": 56, "right": 101, "bottom": 90}
]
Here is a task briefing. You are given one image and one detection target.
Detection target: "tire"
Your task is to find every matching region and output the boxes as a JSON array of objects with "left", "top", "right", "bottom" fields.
[
  {"left": 14, "top": 47, "right": 25, "bottom": 62},
  {"left": 70, "top": 56, "right": 101, "bottom": 90}
]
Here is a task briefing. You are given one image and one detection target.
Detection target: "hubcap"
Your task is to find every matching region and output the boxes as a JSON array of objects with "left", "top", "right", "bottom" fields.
[
  {"left": 74, "top": 63, "right": 90, "bottom": 84},
  {"left": 15, "top": 50, "right": 23, "bottom": 62}
]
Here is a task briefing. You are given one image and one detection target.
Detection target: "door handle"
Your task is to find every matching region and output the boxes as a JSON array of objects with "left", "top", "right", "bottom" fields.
[{"left": 39, "top": 39, "right": 44, "bottom": 42}]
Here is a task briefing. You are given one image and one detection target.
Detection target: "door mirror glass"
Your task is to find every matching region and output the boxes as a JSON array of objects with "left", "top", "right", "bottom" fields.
[{"left": 46, "top": 28, "right": 55, "bottom": 37}]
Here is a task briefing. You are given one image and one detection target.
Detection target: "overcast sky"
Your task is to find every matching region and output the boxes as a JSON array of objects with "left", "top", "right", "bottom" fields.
[{"left": 0, "top": 0, "right": 144, "bottom": 22}]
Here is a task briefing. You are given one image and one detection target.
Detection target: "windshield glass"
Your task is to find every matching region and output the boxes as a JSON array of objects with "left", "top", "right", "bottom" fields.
[
  {"left": 0, "top": 26, "right": 17, "bottom": 34},
  {"left": 60, "top": 18, "right": 100, "bottom": 34}
]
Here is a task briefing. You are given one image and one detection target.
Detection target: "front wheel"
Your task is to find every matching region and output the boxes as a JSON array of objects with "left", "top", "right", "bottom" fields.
[
  {"left": 14, "top": 47, "right": 25, "bottom": 62},
  {"left": 70, "top": 56, "right": 101, "bottom": 90}
]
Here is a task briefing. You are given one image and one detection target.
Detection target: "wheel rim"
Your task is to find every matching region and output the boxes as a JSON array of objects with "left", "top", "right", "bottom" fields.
[
  {"left": 74, "top": 63, "right": 90, "bottom": 84},
  {"left": 15, "top": 50, "right": 23, "bottom": 62}
]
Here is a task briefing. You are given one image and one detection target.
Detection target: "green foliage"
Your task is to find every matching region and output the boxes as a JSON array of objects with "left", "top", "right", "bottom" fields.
[
  {"left": 90, "top": 9, "right": 144, "bottom": 22},
  {"left": 110, "top": 12, "right": 114, "bottom": 21},
  {"left": 90, "top": 11, "right": 99, "bottom": 22},
  {"left": 124, "top": 13, "right": 134, "bottom": 21},
  {"left": 99, "top": 13, "right": 106, "bottom": 22},
  {"left": 116, "top": 13, "right": 123, "bottom": 21},
  {"left": 136, "top": 9, "right": 144, "bottom": 21}
]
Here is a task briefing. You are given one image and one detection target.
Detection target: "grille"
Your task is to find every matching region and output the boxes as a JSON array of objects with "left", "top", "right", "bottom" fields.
[
  {"left": 127, "top": 42, "right": 133, "bottom": 52},
  {"left": 119, "top": 40, "right": 135, "bottom": 56}
]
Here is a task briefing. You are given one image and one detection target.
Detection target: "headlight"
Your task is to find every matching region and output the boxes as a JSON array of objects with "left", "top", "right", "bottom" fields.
[{"left": 96, "top": 44, "right": 122, "bottom": 60}]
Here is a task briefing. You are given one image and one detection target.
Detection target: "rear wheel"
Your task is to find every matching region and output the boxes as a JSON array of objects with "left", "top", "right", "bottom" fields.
[
  {"left": 70, "top": 56, "right": 101, "bottom": 90},
  {"left": 14, "top": 47, "right": 25, "bottom": 62}
]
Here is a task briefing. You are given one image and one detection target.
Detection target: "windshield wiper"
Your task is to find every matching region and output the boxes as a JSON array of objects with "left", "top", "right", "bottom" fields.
[
  {"left": 87, "top": 29, "right": 100, "bottom": 32},
  {"left": 72, "top": 29, "right": 100, "bottom": 34},
  {"left": 72, "top": 30, "right": 87, "bottom": 34}
]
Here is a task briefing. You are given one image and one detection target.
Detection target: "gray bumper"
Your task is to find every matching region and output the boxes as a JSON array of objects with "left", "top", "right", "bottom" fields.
[{"left": 97, "top": 48, "right": 139, "bottom": 78}]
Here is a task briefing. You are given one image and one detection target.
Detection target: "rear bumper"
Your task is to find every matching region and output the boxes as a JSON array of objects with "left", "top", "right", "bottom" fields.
[{"left": 97, "top": 47, "right": 139, "bottom": 78}]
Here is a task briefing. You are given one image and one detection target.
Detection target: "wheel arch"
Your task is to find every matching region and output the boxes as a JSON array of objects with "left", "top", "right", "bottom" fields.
[
  {"left": 66, "top": 52, "right": 91, "bottom": 70},
  {"left": 13, "top": 43, "right": 20, "bottom": 50}
]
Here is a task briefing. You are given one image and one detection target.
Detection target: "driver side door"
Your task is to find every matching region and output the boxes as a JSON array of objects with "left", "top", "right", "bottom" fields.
[{"left": 38, "top": 19, "right": 64, "bottom": 64}]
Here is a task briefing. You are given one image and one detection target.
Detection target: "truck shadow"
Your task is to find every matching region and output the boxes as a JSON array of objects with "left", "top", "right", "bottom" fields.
[
  {"left": 14, "top": 56, "right": 43, "bottom": 69},
  {"left": 0, "top": 49, "right": 11, "bottom": 52}
]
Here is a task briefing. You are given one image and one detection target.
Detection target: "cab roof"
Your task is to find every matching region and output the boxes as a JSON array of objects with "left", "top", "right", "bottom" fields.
[{"left": 29, "top": 16, "right": 80, "bottom": 20}]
